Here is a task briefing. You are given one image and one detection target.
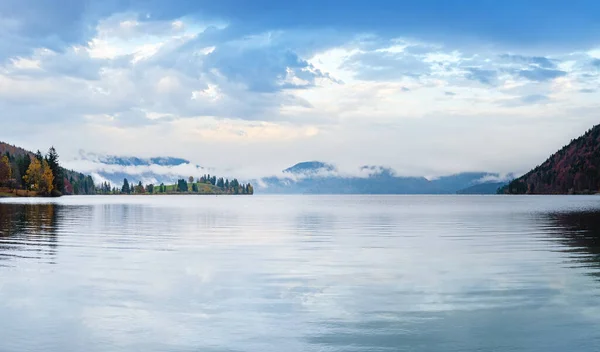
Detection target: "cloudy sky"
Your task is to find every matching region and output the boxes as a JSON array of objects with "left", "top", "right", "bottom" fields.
[{"left": 1, "top": 0, "right": 600, "bottom": 177}]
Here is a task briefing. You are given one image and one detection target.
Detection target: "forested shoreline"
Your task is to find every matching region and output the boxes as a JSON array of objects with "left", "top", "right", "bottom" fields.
[
  {"left": 1, "top": 145, "right": 95, "bottom": 197},
  {"left": 1, "top": 141, "right": 253, "bottom": 197},
  {"left": 96, "top": 175, "right": 254, "bottom": 195}
]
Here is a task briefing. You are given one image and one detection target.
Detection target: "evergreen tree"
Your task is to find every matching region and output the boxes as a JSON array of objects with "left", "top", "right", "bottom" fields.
[
  {"left": 177, "top": 179, "right": 188, "bottom": 192},
  {"left": 231, "top": 179, "right": 240, "bottom": 194},
  {"left": 217, "top": 177, "right": 224, "bottom": 188},
  {"left": 192, "top": 183, "right": 198, "bottom": 192},
  {"left": 17, "top": 155, "right": 30, "bottom": 188},
  {"left": 122, "top": 178, "right": 130, "bottom": 194},
  {"left": 46, "top": 147, "right": 64, "bottom": 193},
  {"left": 35, "top": 150, "right": 43, "bottom": 162}
]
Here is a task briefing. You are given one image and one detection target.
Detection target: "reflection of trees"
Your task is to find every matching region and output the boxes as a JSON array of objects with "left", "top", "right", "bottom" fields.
[
  {"left": 0, "top": 203, "right": 61, "bottom": 265},
  {"left": 547, "top": 211, "right": 600, "bottom": 277}
]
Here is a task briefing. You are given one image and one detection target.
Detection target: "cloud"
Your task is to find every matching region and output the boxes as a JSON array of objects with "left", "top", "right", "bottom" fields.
[
  {"left": 464, "top": 68, "right": 497, "bottom": 85},
  {"left": 341, "top": 50, "right": 432, "bottom": 81},
  {"left": 2, "top": 1, "right": 600, "bottom": 179},
  {"left": 518, "top": 68, "right": 567, "bottom": 82},
  {"left": 500, "top": 54, "right": 557, "bottom": 69},
  {"left": 520, "top": 94, "right": 549, "bottom": 104}
]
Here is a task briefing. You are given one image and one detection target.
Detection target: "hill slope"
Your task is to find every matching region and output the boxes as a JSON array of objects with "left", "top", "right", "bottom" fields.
[
  {"left": 501, "top": 124, "right": 600, "bottom": 194},
  {"left": 1, "top": 141, "right": 95, "bottom": 195}
]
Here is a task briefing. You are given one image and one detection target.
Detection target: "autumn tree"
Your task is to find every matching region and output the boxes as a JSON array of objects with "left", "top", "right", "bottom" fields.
[
  {"left": 0, "top": 155, "right": 11, "bottom": 185},
  {"left": 24, "top": 158, "right": 54, "bottom": 195}
]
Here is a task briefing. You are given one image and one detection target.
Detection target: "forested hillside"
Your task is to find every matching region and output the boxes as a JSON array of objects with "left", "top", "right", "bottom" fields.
[
  {"left": 1, "top": 142, "right": 95, "bottom": 196},
  {"left": 501, "top": 124, "right": 600, "bottom": 194}
]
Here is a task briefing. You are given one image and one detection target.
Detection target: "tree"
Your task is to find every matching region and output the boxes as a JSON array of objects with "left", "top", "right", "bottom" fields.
[
  {"left": 122, "top": 178, "right": 130, "bottom": 194},
  {"left": 0, "top": 155, "right": 11, "bottom": 185},
  {"left": 192, "top": 182, "right": 198, "bottom": 192},
  {"left": 247, "top": 183, "right": 254, "bottom": 195},
  {"left": 41, "top": 160, "right": 55, "bottom": 195},
  {"left": 177, "top": 179, "right": 188, "bottom": 192},
  {"left": 225, "top": 179, "right": 230, "bottom": 190},
  {"left": 159, "top": 183, "right": 165, "bottom": 193},
  {"left": 46, "top": 147, "right": 64, "bottom": 193},
  {"left": 24, "top": 158, "right": 54, "bottom": 195},
  {"left": 16, "top": 155, "right": 30, "bottom": 188},
  {"left": 231, "top": 179, "right": 240, "bottom": 194},
  {"left": 135, "top": 181, "right": 145, "bottom": 194},
  {"left": 189, "top": 176, "right": 194, "bottom": 184},
  {"left": 217, "top": 177, "right": 224, "bottom": 188},
  {"left": 35, "top": 150, "right": 43, "bottom": 162},
  {"left": 146, "top": 184, "right": 154, "bottom": 194}
]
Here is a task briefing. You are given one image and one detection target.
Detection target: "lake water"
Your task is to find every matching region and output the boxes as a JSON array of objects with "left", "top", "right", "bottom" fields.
[{"left": 1, "top": 195, "right": 600, "bottom": 351}]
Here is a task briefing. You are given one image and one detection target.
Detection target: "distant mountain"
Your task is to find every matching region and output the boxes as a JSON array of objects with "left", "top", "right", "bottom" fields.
[
  {"left": 283, "top": 161, "right": 335, "bottom": 175},
  {"left": 95, "top": 155, "right": 189, "bottom": 167},
  {"left": 457, "top": 182, "right": 507, "bottom": 194},
  {"left": 258, "top": 162, "right": 506, "bottom": 194},
  {"left": 501, "top": 124, "right": 600, "bottom": 194},
  {"left": 74, "top": 152, "right": 205, "bottom": 187}
]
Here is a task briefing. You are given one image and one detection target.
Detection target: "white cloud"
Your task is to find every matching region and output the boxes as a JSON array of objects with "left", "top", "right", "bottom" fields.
[{"left": 2, "top": 13, "right": 600, "bottom": 179}]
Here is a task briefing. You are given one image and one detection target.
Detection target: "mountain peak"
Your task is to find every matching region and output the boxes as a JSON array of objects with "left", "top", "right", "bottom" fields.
[{"left": 283, "top": 161, "right": 336, "bottom": 175}]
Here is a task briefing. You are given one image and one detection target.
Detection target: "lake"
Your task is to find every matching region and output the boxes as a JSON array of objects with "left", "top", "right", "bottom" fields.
[{"left": 1, "top": 195, "right": 600, "bottom": 351}]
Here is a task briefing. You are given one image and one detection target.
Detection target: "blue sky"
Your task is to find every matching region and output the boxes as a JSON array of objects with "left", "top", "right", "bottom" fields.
[{"left": 1, "top": 0, "right": 600, "bottom": 178}]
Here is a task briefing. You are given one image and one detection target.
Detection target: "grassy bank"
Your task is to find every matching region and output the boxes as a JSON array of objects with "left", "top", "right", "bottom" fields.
[{"left": 0, "top": 187, "right": 38, "bottom": 197}]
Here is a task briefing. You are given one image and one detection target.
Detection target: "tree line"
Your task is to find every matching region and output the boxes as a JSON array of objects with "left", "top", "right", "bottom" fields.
[
  {"left": 0, "top": 147, "right": 95, "bottom": 196},
  {"left": 95, "top": 174, "right": 254, "bottom": 195}
]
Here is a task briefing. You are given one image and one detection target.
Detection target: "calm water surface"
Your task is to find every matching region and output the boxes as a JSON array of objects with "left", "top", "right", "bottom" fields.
[{"left": 1, "top": 195, "right": 600, "bottom": 351}]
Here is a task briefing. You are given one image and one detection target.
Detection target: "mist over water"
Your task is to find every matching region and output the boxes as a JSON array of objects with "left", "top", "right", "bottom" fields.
[{"left": 1, "top": 195, "right": 600, "bottom": 351}]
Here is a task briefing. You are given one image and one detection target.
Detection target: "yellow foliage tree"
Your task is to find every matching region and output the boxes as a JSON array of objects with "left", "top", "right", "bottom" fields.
[
  {"left": 41, "top": 160, "right": 54, "bottom": 195},
  {"left": 24, "top": 158, "right": 54, "bottom": 195},
  {"left": 0, "top": 155, "right": 11, "bottom": 185}
]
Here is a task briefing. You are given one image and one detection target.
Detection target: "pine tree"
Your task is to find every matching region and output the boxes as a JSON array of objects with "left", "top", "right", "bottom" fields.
[{"left": 46, "top": 147, "right": 64, "bottom": 193}]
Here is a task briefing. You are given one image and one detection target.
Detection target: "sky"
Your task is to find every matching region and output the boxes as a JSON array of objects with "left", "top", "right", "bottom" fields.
[{"left": 1, "top": 0, "right": 600, "bottom": 178}]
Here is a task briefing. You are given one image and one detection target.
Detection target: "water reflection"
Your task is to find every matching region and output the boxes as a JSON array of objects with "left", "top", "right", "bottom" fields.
[
  {"left": 547, "top": 211, "right": 600, "bottom": 277},
  {"left": 0, "top": 203, "right": 61, "bottom": 265},
  {"left": 1, "top": 196, "right": 600, "bottom": 352}
]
